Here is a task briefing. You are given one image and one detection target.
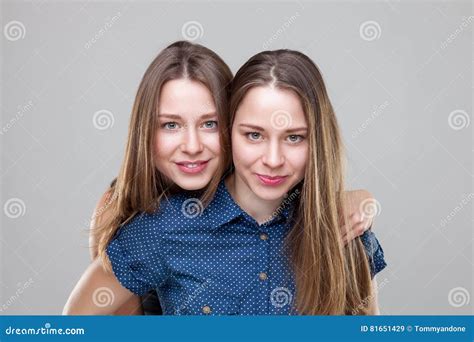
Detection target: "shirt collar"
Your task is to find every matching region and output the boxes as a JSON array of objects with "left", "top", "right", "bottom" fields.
[
  {"left": 203, "top": 179, "right": 244, "bottom": 229},
  {"left": 204, "top": 179, "right": 299, "bottom": 231}
]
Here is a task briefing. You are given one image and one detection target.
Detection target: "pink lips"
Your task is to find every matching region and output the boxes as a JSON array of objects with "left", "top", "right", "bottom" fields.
[
  {"left": 256, "top": 173, "right": 288, "bottom": 186},
  {"left": 175, "top": 160, "right": 209, "bottom": 174}
]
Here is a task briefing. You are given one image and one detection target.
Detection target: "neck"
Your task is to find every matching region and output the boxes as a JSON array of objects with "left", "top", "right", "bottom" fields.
[{"left": 225, "top": 173, "right": 284, "bottom": 225}]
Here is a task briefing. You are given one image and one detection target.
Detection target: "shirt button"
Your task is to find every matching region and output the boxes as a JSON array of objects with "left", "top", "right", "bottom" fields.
[
  {"left": 259, "top": 272, "right": 268, "bottom": 281},
  {"left": 260, "top": 233, "right": 268, "bottom": 241},
  {"left": 202, "top": 305, "right": 212, "bottom": 314}
]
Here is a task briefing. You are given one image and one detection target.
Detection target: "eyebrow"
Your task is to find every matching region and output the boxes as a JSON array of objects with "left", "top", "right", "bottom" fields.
[
  {"left": 238, "top": 123, "right": 308, "bottom": 133},
  {"left": 158, "top": 112, "right": 218, "bottom": 120}
]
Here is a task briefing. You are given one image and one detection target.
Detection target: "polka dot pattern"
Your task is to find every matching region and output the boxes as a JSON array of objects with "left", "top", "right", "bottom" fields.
[{"left": 107, "top": 180, "right": 387, "bottom": 315}]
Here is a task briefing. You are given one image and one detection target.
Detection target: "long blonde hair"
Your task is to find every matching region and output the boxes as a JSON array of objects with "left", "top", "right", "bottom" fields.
[
  {"left": 94, "top": 41, "right": 233, "bottom": 271},
  {"left": 229, "top": 50, "right": 373, "bottom": 314}
]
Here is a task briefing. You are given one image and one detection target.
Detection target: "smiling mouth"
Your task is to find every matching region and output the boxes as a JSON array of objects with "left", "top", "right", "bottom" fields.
[
  {"left": 175, "top": 160, "right": 210, "bottom": 174},
  {"left": 256, "top": 173, "right": 288, "bottom": 186}
]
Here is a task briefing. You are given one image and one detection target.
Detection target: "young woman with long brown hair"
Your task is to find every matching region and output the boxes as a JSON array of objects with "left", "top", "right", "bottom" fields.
[
  {"left": 85, "top": 40, "right": 233, "bottom": 315},
  {"left": 65, "top": 44, "right": 383, "bottom": 314},
  {"left": 226, "top": 49, "right": 384, "bottom": 314}
]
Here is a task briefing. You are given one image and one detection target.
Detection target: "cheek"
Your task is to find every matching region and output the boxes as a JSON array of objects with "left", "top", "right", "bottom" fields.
[
  {"left": 154, "top": 133, "right": 178, "bottom": 164},
  {"left": 232, "top": 135, "right": 257, "bottom": 168},
  {"left": 289, "top": 145, "right": 308, "bottom": 177},
  {"left": 201, "top": 133, "right": 221, "bottom": 155}
]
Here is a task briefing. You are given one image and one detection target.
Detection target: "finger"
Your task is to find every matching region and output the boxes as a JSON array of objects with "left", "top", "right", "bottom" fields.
[
  {"left": 350, "top": 212, "right": 363, "bottom": 224},
  {"left": 340, "top": 223, "right": 350, "bottom": 235},
  {"left": 342, "top": 228, "right": 355, "bottom": 245},
  {"left": 344, "top": 222, "right": 366, "bottom": 244},
  {"left": 354, "top": 221, "right": 367, "bottom": 236},
  {"left": 362, "top": 216, "right": 374, "bottom": 231}
]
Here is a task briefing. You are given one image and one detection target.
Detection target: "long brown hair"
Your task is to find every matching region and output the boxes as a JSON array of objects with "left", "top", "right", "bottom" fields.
[
  {"left": 229, "top": 50, "right": 373, "bottom": 315},
  {"left": 94, "top": 41, "right": 233, "bottom": 270}
]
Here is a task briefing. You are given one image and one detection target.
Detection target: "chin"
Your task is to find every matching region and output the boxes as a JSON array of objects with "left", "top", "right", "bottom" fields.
[
  {"left": 250, "top": 182, "right": 289, "bottom": 201},
  {"left": 175, "top": 177, "right": 211, "bottom": 191}
]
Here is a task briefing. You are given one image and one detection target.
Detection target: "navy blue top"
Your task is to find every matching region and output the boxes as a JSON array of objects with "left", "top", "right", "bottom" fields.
[{"left": 107, "top": 179, "right": 387, "bottom": 315}]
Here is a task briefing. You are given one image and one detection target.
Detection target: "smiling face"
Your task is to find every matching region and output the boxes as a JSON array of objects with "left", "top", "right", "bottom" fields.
[
  {"left": 231, "top": 86, "right": 308, "bottom": 202},
  {"left": 154, "top": 78, "right": 221, "bottom": 191}
]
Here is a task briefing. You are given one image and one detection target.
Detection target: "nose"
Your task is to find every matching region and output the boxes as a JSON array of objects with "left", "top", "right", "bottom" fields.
[
  {"left": 262, "top": 140, "right": 285, "bottom": 168},
  {"left": 180, "top": 127, "right": 203, "bottom": 155}
]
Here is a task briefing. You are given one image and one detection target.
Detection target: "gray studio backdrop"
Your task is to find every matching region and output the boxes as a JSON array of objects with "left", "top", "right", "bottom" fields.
[{"left": 1, "top": 0, "right": 472, "bottom": 315}]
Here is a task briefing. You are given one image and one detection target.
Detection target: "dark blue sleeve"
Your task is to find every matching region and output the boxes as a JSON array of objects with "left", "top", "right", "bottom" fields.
[
  {"left": 106, "top": 213, "right": 169, "bottom": 296},
  {"left": 360, "top": 229, "right": 387, "bottom": 279}
]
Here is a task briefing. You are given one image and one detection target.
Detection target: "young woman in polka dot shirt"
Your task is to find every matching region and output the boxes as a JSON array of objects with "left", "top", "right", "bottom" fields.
[{"left": 64, "top": 41, "right": 386, "bottom": 315}]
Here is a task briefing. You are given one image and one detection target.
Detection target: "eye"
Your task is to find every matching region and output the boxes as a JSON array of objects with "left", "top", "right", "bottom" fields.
[
  {"left": 202, "top": 120, "right": 218, "bottom": 129},
  {"left": 287, "top": 134, "right": 304, "bottom": 143},
  {"left": 161, "top": 122, "right": 180, "bottom": 130},
  {"left": 246, "top": 132, "right": 262, "bottom": 141}
]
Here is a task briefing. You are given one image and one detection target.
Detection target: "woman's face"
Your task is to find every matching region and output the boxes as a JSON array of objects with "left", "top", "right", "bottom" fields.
[
  {"left": 154, "top": 78, "right": 221, "bottom": 191},
  {"left": 231, "top": 86, "right": 308, "bottom": 202}
]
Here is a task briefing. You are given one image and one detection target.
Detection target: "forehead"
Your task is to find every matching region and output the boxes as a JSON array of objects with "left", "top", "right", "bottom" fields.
[
  {"left": 159, "top": 78, "right": 216, "bottom": 115},
  {"left": 235, "top": 86, "right": 306, "bottom": 126}
]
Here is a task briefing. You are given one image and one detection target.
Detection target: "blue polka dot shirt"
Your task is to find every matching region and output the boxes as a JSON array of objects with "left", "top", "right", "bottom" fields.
[{"left": 107, "top": 179, "right": 387, "bottom": 315}]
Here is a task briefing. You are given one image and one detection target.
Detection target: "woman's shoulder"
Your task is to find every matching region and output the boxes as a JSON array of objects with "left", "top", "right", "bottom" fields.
[{"left": 117, "top": 191, "right": 206, "bottom": 236}]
